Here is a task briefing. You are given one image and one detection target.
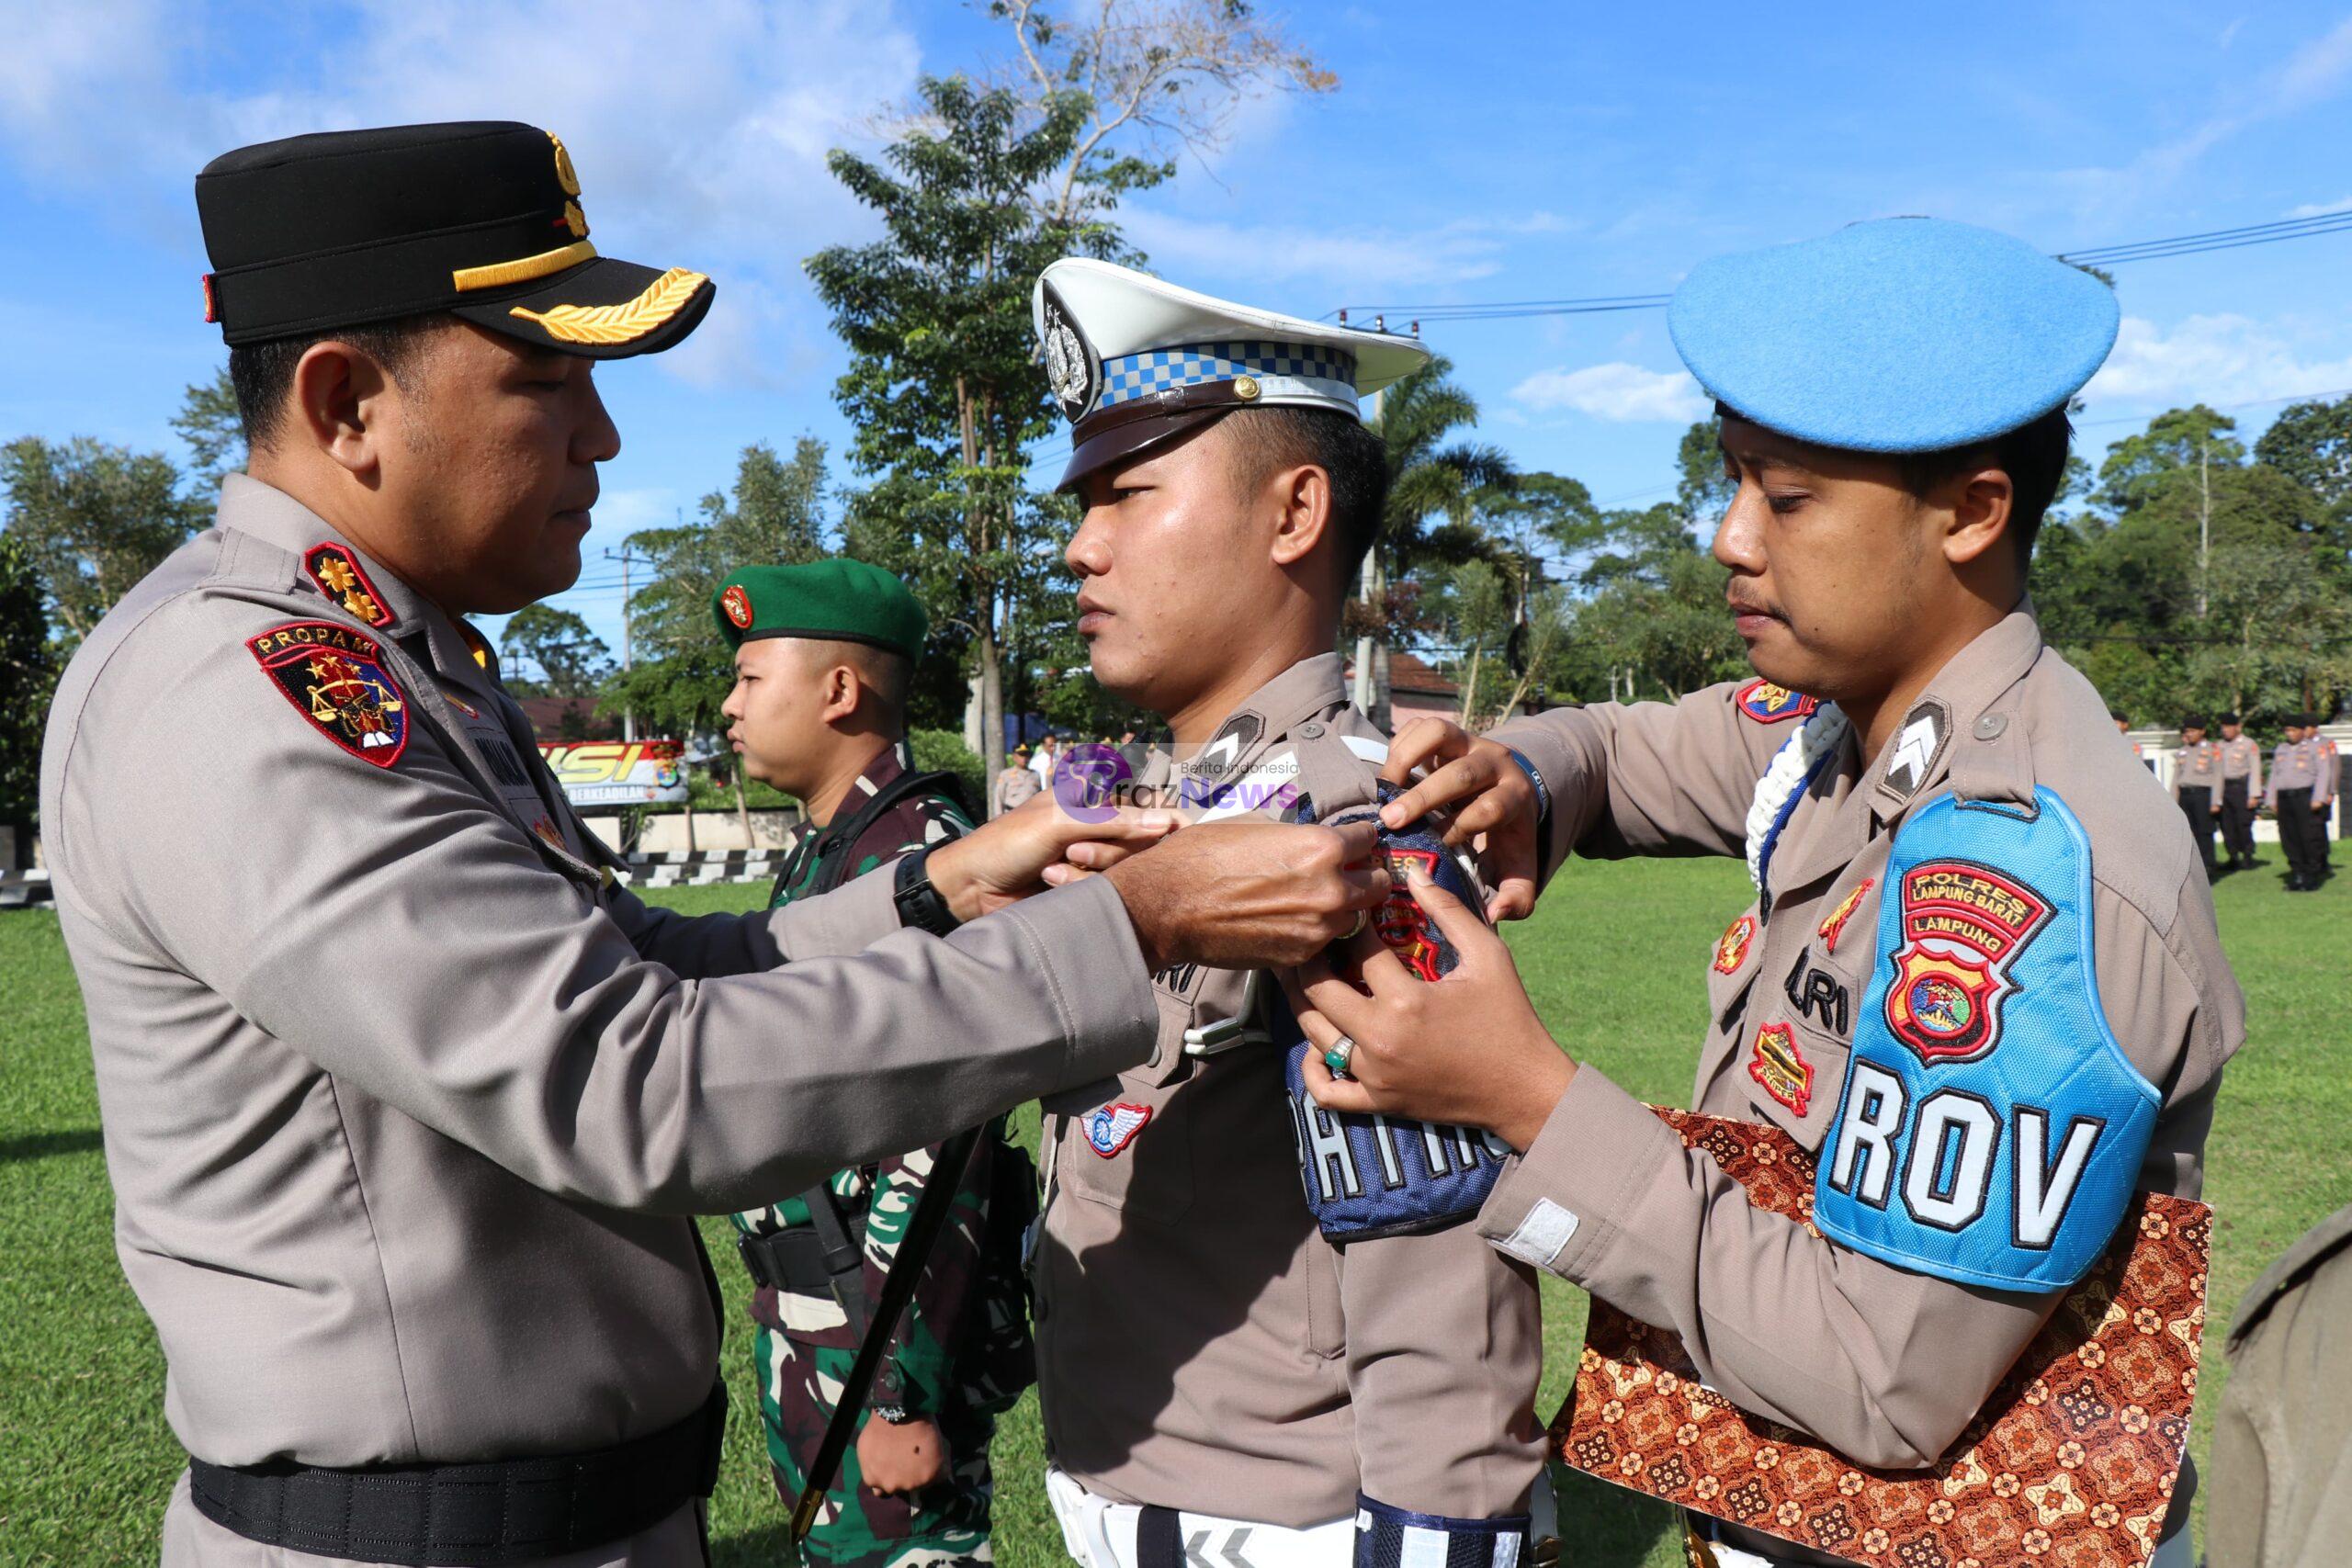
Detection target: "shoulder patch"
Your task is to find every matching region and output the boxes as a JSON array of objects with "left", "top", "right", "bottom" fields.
[
  {"left": 1814, "top": 789, "right": 2162, "bottom": 1292},
  {"left": 302, "top": 543, "right": 395, "bottom": 629},
  {"left": 1084, "top": 1101, "right": 1150, "bottom": 1157},
  {"left": 1736, "top": 678, "right": 1818, "bottom": 725},
  {"left": 246, "top": 621, "right": 410, "bottom": 768},
  {"left": 1883, "top": 860, "right": 2052, "bottom": 1065}
]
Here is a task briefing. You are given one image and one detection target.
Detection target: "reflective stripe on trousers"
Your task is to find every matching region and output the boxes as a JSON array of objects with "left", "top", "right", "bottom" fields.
[{"left": 1046, "top": 1469, "right": 1354, "bottom": 1568}]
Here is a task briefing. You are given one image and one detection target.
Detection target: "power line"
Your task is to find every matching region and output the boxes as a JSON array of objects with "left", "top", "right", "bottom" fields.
[{"left": 1329, "top": 206, "right": 2352, "bottom": 323}]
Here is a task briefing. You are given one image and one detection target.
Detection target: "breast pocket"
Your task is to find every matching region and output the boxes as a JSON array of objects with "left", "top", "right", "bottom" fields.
[{"left": 1057, "top": 1074, "right": 1193, "bottom": 1226}]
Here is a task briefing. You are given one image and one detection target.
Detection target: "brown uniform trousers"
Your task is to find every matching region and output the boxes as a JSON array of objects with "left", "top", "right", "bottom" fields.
[
  {"left": 1480, "top": 607, "right": 2242, "bottom": 1564},
  {"left": 1035, "top": 653, "right": 1546, "bottom": 1530}
]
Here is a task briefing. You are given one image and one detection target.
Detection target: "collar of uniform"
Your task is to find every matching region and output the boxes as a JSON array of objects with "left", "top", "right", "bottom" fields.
[
  {"left": 214, "top": 474, "right": 502, "bottom": 697},
  {"left": 1176, "top": 651, "right": 1349, "bottom": 789},
  {"left": 1864, "top": 602, "right": 2044, "bottom": 824},
  {"left": 809, "top": 739, "right": 913, "bottom": 850}
]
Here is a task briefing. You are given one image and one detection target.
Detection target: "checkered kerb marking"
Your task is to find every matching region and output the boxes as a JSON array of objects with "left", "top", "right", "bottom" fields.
[{"left": 1098, "top": 341, "right": 1358, "bottom": 405}]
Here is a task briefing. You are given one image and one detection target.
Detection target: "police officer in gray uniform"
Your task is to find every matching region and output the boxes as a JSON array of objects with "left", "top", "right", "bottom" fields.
[
  {"left": 2172, "top": 715, "right": 2222, "bottom": 878},
  {"left": 2217, "top": 713, "right": 2264, "bottom": 870},
  {"left": 40, "top": 123, "right": 1387, "bottom": 1568},
  {"left": 2269, "top": 715, "right": 2331, "bottom": 891}
]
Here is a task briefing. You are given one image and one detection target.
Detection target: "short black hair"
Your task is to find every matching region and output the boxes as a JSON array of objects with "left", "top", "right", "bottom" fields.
[
  {"left": 1218, "top": 406, "right": 1391, "bottom": 581},
  {"left": 1894, "top": 404, "right": 2074, "bottom": 570},
  {"left": 229, "top": 313, "right": 450, "bottom": 451}
]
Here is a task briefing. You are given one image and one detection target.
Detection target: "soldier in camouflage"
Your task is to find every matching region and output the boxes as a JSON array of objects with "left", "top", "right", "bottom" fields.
[{"left": 712, "top": 560, "right": 1033, "bottom": 1568}]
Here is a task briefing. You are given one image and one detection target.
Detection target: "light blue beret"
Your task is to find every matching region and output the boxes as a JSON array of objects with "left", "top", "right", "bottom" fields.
[{"left": 1668, "top": 218, "right": 2120, "bottom": 454}]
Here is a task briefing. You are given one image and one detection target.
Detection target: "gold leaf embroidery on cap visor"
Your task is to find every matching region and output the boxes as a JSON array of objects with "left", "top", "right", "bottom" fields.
[
  {"left": 451, "top": 240, "right": 598, "bottom": 292},
  {"left": 508, "top": 267, "right": 708, "bottom": 345}
]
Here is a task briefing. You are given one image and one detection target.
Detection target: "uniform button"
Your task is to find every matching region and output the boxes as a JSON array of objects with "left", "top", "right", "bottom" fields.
[
  {"left": 1974, "top": 713, "right": 2008, "bottom": 739},
  {"left": 1299, "top": 721, "right": 1325, "bottom": 739}
]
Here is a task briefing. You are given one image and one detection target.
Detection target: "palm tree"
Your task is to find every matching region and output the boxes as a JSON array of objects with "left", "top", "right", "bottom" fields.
[{"left": 1357, "top": 355, "right": 1516, "bottom": 725}]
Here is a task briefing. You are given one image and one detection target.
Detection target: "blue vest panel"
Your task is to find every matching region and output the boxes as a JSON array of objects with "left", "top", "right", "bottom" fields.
[
  {"left": 1282, "top": 798, "right": 1509, "bottom": 1243},
  {"left": 1814, "top": 788, "right": 2161, "bottom": 1291}
]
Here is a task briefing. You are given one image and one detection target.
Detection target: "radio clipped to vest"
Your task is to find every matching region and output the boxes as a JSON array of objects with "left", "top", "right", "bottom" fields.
[{"left": 1281, "top": 791, "right": 1511, "bottom": 1243}]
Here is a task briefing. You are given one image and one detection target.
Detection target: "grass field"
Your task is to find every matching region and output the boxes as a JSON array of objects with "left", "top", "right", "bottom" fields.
[{"left": 4, "top": 855, "right": 2346, "bottom": 1566}]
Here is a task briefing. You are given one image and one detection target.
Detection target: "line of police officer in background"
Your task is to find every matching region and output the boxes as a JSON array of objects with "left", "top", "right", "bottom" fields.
[{"left": 2170, "top": 711, "right": 2338, "bottom": 890}]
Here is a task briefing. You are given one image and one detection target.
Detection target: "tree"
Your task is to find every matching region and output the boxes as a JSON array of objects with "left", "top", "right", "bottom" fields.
[
  {"left": 2255, "top": 393, "right": 2352, "bottom": 538},
  {"left": 501, "top": 604, "right": 612, "bottom": 698},
  {"left": 0, "top": 534, "right": 54, "bottom": 852},
  {"left": 0, "top": 435, "right": 200, "bottom": 647},
  {"left": 1358, "top": 355, "right": 1513, "bottom": 722},
  {"left": 173, "top": 367, "right": 246, "bottom": 505},
  {"left": 603, "top": 439, "right": 831, "bottom": 841},
  {"left": 811, "top": 76, "right": 1099, "bottom": 783},
  {"left": 2096, "top": 404, "right": 2245, "bottom": 512},
  {"left": 987, "top": 0, "right": 1337, "bottom": 231},
  {"left": 1675, "top": 413, "right": 1733, "bottom": 527},
  {"left": 1566, "top": 502, "right": 1744, "bottom": 702}
]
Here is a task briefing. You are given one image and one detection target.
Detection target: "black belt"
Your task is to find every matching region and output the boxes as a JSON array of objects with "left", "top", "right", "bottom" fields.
[
  {"left": 187, "top": 1382, "right": 726, "bottom": 1566},
  {"left": 738, "top": 1220, "right": 862, "bottom": 1294}
]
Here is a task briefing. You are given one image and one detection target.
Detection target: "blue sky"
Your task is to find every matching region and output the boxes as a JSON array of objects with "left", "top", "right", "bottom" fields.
[{"left": 5, "top": 0, "right": 2351, "bottom": 658}]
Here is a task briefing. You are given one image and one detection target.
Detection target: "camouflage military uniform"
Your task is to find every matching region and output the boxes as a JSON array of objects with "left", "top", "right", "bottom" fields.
[{"left": 730, "top": 742, "right": 1028, "bottom": 1568}]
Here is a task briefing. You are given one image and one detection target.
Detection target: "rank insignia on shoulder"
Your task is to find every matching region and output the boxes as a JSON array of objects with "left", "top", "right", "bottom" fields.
[
  {"left": 1084, "top": 1101, "right": 1150, "bottom": 1157},
  {"left": 1713, "top": 913, "right": 1756, "bottom": 975},
  {"left": 1736, "top": 679, "right": 1817, "bottom": 724},
  {"left": 303, "top": 543, "right": 394, "bottom": 629},
  {"left": 247, "top": 621, "right": 410, "bottom": 767},
  {"left": 1883, "top": 859, "right": 2052, "bottom": 1065},
  {"left": 1747, "top": 1021, "right": 1813, "bottom": 1116},
  {"left": 1815, "top": 878, "right": 1872, "bottom": 955}
]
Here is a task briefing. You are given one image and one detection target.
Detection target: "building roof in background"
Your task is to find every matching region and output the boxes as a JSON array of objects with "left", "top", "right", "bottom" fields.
[
  {"left": 1344, "top": 650, "right": 1458, "bottom": 698},
  {"left": 517, "top": 695, "right": 622, "bottom": 742}
]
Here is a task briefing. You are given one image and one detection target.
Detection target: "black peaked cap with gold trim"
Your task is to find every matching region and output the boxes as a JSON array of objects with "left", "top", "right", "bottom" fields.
[{"left": 196, "top": 121, "right": 713, "bottom": 358}]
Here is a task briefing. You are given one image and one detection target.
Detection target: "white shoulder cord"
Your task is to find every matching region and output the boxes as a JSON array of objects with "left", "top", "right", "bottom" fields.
[{"left": 1745, "top": 703, "right": 1849, "bottom": 891}]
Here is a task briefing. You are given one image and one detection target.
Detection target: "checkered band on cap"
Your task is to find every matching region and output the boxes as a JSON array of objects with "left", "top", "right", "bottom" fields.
[{"left": 1098, "top": 340, "right": 1359, "bottom": 408}]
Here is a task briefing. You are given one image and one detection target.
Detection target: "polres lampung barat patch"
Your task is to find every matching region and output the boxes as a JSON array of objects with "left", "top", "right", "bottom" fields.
[
  {"left": 1281, "top": 784, "right": 1510, "bottom": 1243},
  {"left": 1813, "top": 789, "right": 2162, "bottom": 1292}
]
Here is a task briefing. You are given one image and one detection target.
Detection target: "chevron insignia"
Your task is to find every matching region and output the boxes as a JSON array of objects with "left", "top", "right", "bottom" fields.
[{"left": 509, "top": 267, "right": 707, "bottom": 344}]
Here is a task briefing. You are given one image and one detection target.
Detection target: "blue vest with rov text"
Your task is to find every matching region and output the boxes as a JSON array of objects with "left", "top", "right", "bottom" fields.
[
  {"left": 1282, "top": 797, "right": 1510, "bottom": 1243},
  {"left": 1814, "top": 789, "right": 2161, "bottom": 1292}
]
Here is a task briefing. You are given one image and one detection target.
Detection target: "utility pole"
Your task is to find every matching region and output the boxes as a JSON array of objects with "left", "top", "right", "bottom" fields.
[
  {"left": 2198, "top": 434, "right": 2211, "bottom": 620},
  {"left": 1354, "top": 384, "right": 1384, "bottom": 716},
  {"left": 604, "top": 545, "right": 651, "bottom": 741}
]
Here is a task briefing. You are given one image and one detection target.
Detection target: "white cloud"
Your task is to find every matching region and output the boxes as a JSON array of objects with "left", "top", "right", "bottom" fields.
[
  {"left": 2057, "top": 15, "right": 2352, "bottom": 208},
  {"left": 0, "top": 0, "right": 921, "bottom": 387},
  {"left": 2286, "top": 197, "right": 2352, "bottom": 218},
  {"left": 1511, "top": 362, "right": 1706, "bottom": 423},
  {"left": 1121, "top": 208, "right": 1564, "bottom": 296},
  {"left": 2084, "top": 313, "right": 2352, "bottom": 407}
]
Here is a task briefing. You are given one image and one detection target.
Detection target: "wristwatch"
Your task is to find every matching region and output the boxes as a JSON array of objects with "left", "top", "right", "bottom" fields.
[{"left": 892, "top": 847, "right": 961, "bottom": 937}]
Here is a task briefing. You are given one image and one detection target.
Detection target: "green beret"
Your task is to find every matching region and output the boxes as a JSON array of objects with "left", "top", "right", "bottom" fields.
[{"left": 712, "top": 559, "right": 928, "bottom": 660}]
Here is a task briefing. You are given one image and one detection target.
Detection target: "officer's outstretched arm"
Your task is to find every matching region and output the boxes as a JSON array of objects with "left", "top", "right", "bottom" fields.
[
  {"left": 69, "top": 623, "right": 1159, "bottom": 1215},
  {"left": 1385, "top": 681, "right": 1806, "bottom": 897}
]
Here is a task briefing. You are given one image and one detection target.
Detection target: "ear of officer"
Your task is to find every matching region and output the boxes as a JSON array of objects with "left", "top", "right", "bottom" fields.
[{"left": 1466, "top": 220, "right": 2234, "bottom": 1559}]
